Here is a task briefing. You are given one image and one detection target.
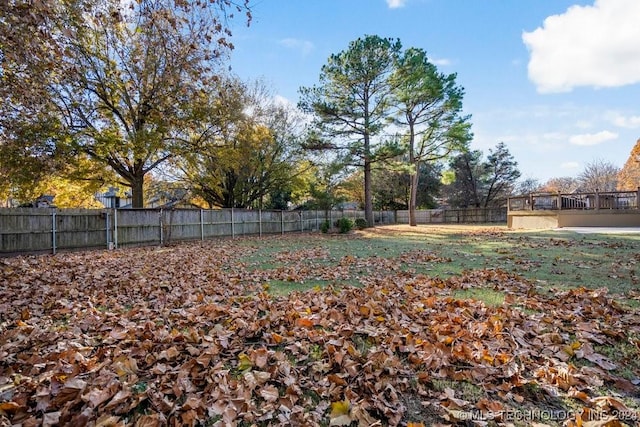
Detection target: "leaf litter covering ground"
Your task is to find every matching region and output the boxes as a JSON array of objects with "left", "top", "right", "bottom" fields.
[{"left": 0, "top": 234, "right": 639, "bottom": 426}]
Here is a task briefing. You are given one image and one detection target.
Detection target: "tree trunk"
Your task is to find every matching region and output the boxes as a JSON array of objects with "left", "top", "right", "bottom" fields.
[
  {"left": 131, "top": 176, "right": 145, "bottom": 208},
  {"left": 409, "top": 166, "right": 419, "bottom": 226},
  {"left": 364, "top": 159, "right": 374, "bottom": 227},
  {"left": 408, "top": 122, "right": 418, "bottom": 226}
]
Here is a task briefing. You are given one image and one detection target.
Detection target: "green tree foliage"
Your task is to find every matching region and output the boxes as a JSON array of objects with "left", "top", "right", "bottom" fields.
[
  {"left": 0, "top": 118, "right": 115, "bottom": 206},
  {"left": 446, "top": 142, "right": 520, "bottom": 208},
  {"left": 304, "top": 162, "right": 350, "bottom": 212},
  {"left": 484, "top": 142, "right": 522, "bottom": 205},
  {"left": 299, "top": 35, "right": 403, "bottom": 227},
  {"left": 372, "top": 161, "right": 442, "bottom": 210},
  {"left": 444, "top": 150, "right": 484, "bottom": 208},
  {"left": 391, "top": 47, "right": 471, "bottom": 225},
  {"left": 178, "top": 79, "right": 305, "bottom": 209},
  {"left": 0, "top": 118, "right": 68, "bottom": 201},
  {"left": 0, "top": 0, "right": 251, "bottom": 207}
]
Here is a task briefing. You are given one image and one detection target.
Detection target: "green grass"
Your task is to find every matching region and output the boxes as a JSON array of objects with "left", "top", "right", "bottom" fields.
[
  {"left": 265, "top": 279, "right": 328, "bottom": 296},
  {"left": 236, "top": 225, "right": 640, "bottom": 304},
  {"left": 430, "top": 378, "right": 486, "bottom": 401},
  {"left": 452, "top": 288, "right": 506, "bottom": 306}
]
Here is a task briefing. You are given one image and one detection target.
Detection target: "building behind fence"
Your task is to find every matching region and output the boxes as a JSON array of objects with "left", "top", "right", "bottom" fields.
[{"left": 0, "top": 207, "right": 505, "bottom": 255}]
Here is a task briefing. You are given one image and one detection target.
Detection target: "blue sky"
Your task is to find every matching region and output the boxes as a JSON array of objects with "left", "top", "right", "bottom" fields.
[{"left": 228, "top": 0, "right": 640, "bottom": 183}]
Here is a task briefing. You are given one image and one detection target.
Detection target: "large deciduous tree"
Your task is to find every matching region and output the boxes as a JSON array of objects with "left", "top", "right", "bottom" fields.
[
  {"left": 299, "top": 35, "right": 402, "bottom": 227},
  {"left": 578, "top": 159, "right": 619, "bottom": 192},
  {"left": 178, "top": 78, "right": 305, "bottom": 209},
  {"left": 0, "top": 0, "right": 251, "bottom": 207},
  {"left": 540, "top": 177, "right": 580, "bottom": 193},
  {"left": 391, "top": 47, "right": 471, "bottom": 226},
  {"left": 617, "top": 138, "right": 640, "bottom": 191}
]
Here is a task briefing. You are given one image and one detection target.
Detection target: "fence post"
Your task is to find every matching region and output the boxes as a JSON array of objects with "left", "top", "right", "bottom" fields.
[
  {"left": 316, "top": 210, "right": 319, "bottom": 231},
  {"left": 159, "top": 209, "right": 164, "bottom": 245},
  {"left": 114, "top": 209, "right": 118, "bottom": 249},
  {"left": 52, "top": 210, "right": 57, "bottom": 255},
  {"left": 106, "top": 211, "right": 110, "bottom": 249},
  {"left": 231, "top": 208, "right": 235, "bottom": 238},
  {"left": 259, "top": 209, "right": 263, "bottom": 237},
  {"left": 637, "top": 187, "right": 640, "bottom": 209},
  {"left": 300, "top": 212, "right": 303, "bottom": 232},
  {"left": 281, "top": 210, "right": 284, "bottom": 235},
  {"left": 200, "top": 209, "right": 204, "bottom": 241},
  {"left": 595, "top": 189, "right": 600, "bottom": 210}
]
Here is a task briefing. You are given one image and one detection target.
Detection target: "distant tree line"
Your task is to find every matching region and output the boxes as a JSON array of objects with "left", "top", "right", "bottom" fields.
[{"left": 2, "top": 5, "right": 636, "bottom": 217}]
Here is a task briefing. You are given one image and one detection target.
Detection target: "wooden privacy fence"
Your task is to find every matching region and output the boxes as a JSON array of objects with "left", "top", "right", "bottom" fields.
[
  {"left": 396, "top": 208, "right": 507, "bottom": 224},
  {"left": 0, "top": 208, "right": 396, "bottom": 255},
  {"left": 0, "top": 207, "right": 508, "bottom": 256}
]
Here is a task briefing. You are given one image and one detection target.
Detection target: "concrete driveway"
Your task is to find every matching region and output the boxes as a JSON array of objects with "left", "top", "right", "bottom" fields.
[{"left": 555, "top": 227, "right": 640, "bottom": 234}]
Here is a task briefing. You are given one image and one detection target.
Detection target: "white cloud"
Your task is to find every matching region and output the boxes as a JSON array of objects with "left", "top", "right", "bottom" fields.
[
  {"left": 279, "top": 38, "right": 314, "bottom": 55},
  {"left": 522, "top": 0, "right": 640, "bottom": 93},
  {"left": 428, "top": 57, "right": 451, "bottom": 67},
  {"left": 575, "top": 120, "right": 593, "bottom": 129},
  {"left": 569, "top": 130, "right": 618, "bottom": 146},
  {"left": 386, "top": 0, "right": 406, "bottom": 8},
  {"left": 273, "top": 95, "right": 293, "bottom": 108},
  {"left": 610, "top": 114, "right": 640, "bottom": 129},
  {"left": 542, "top": 132, "right": 566, "bottom": 141},
  {"left": 561, "top": 161, "right": 580, "bottom": 169}
]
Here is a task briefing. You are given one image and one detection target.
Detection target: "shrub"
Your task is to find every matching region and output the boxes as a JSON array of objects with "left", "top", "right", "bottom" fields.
[
  {"left": 320, "top": 220, "right": 330, "bottom": 234},
  {"left": 354, "top": 218, "right": 368, "bottom": 229},
  {"left": 336, "top": 217, "right": 354, "bottom": 234}
]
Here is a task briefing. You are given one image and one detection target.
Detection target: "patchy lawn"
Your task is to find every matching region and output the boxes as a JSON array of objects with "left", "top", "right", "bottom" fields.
[{"left": 0, "top": 225, "right": 639, "bottom": 426}]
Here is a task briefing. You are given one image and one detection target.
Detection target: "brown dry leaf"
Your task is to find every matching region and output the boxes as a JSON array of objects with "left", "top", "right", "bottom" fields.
[
  {"left": 182, "top": 396, "right": 203, "bottom": 410},
  {"left": 296, "top": 317, "right": 314, "bottom": 328},
  {"left": 259, "top": 384, "right": 279, "bottom": 402},
  {"left": 583, "top": 353, "right": 617, "bottom": 371},
  {"left": 135, "top": 414, "right": 163, "bottom": 427},
  {"left": 251, "top": 347, "right": 269, "bottom": 369},
  {"left": 157, "top": 346, "right": 180, "bottom": 361},
  {"left": 568, "top": 388, "right": 591, "bottom": 404},
  {"left": 475, "top": 397, "right": 504, "bottom": 413},
  {"left": 83, "top": 386, "right": 117, "bottom": 408},
  {"left": 328, "top": 374, "right": 348, "bottom": 386},
  {"left": 42, "top": 412, "right": 61, "bottom": 427},
  {"left": 0, "top": 401, "right": 20, "bottom": 413},
  {"left": 440, "top": 388, "right": 470, "bottom": 409},
  {"left": 103, "top": 390, "right": 132, "bottom": 412}
]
